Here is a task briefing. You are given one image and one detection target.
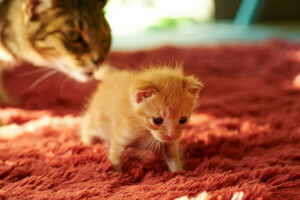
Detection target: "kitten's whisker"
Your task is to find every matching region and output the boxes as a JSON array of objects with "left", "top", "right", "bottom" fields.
[
  {"left": 149, "top": 139, "right": 154, "bottom": 151},
  {"left": 179, "top": 140, "right": 187, "bottom": 154},
  {"left": 197, "top": 96, "right": 205, "bottom": 106},
  {"left": 154, "top": 140, "right": 160, "bottom": 154},
  {"left": 152, "top": 140, "right": 156, "bottom": 154},
  {"left": 137, "top": 135, "right": 156, "bottom": 159},
  {"left": 138, "top": 136, "right": 152, "bottom": 150},
  {"left": 159, "top": 142, "right": 162, "bottom": 153},
  {"left": 26, "top": 69, "right": 59, "bottom": 91},
  {"left": 180, "top": 140, "right": 191, "bottom": 156},
  {"left": 193, "top": 96, "right": 205, "bottom": 111},
  {"left": 158, "top": 141, "right": 163, "bottom": 154},
  {"left": 143, "top": 138, "right": 156, "bottom": 158},
  {"left": 149, "top": 139, "right": 156, "bottom": 152},
  {"left": 145, "top": 139, "right": 153, "bottom": 157}
]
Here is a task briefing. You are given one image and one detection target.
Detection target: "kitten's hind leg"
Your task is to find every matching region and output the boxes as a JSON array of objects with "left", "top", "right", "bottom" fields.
[
  {"left": 163, "top": 142, "right": 183, "bottom": 172},
  {"left": 81, "top": 114, "right": 108, "bottom": 146}
]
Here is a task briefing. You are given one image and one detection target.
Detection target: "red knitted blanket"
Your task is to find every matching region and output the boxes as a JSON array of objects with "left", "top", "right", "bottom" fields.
[{"left": 0, "top": 40, "right": 299, "bottom": 200}]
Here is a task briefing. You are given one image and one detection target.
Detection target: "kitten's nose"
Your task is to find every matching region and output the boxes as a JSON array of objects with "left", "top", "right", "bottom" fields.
[
  {"left": 165, "top": 134, "right": 177, "bottom": 141},
  {"left": 91, "top": 57, "right": 104, "bottom": 66}
]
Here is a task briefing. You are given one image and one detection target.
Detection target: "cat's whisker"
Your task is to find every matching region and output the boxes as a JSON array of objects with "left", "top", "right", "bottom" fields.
[
  {"left": 26, "top": 69, "right": 59, "bottom": 91},
  {"left": 60, "top": 75, "right": 70, "bottom": 93},
  {"left": 16, "top": 68, "right": 53, "bottom": 77}
]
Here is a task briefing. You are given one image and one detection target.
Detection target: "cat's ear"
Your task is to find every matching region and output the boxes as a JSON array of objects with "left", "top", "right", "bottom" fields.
[
  {"left": 101, "top": 0, "right": 109, "bottom": 6},
  {"left": 96, "top": 0, "right": 108, "bottom": 8},
  {"left": 23, "top": 0, "right": 54, "bottom": 21},
  {"left": 184, "top": 77, "right": 203, "bottom": 97},
  {"left": 133, "top": 88, "right": 157, "bottom": 104}
]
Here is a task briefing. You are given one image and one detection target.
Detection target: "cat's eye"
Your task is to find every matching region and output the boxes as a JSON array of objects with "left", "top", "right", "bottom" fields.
[
  {"left": 153, "top": 117, "right": 163, "bottom": 125},
  {"left": 179, "top": 116, "right": 188, "bottom": 124},
  {"left": 64, "top": 31, "right": 82, "bottom": 42}
]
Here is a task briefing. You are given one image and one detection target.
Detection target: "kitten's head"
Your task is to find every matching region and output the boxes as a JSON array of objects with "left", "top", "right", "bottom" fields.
[
  {"left": 23, "top": 0, "right": 111, "bottom": 81},
  {"left": 131, "top": 67, "right": 203, "bottom": 143}
]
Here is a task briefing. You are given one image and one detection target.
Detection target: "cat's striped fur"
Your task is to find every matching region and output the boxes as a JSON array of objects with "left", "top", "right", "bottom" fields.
[{"left": 0, "top": 0, "right": 111, "bottom": 102}]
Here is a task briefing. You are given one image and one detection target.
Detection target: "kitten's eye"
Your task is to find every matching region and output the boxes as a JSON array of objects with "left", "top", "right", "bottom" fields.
[
  {"left": 64, "top": 31, "right": 82, "bottom": 42},
  {"left": 179, "top": 116, "right": 188, "bottom": 124},
  {"left": 153, "top": 117, "right": 163, "bottom": 125}
]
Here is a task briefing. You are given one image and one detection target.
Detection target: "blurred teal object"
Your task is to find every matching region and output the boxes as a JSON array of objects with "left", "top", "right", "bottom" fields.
[{"left": 234, "top": 0, "right": 265, "bottom": 25}]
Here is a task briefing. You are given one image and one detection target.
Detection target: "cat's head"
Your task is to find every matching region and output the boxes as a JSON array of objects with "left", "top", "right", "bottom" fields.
[
  {"left": 131, "top": 67, "right": 203, "bottom": 143},
  {"left": 22, "top": 0, "right": 111, "bottom": 81}
]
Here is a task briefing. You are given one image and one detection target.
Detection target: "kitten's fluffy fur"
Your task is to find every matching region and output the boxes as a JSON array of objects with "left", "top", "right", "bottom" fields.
[
  {"left": 0, "top": 0, "right": 111, "bottom": 102},
  {"left": 81, "top": 65, "right": 203, "bottom": 172}
]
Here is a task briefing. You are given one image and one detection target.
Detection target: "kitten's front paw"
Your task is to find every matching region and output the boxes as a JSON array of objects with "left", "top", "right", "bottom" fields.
[
  {"left": 169, "top": 164, "right": 183, "bottom": 172},
  {"left": 81, "top": 133, "right": 92, "bottom": 146},
  {"left": 166, "top": 158, "right": 183, "bottom": 172}
]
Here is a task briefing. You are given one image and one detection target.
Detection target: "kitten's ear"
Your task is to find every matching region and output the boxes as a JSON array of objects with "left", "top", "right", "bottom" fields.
[
  {"left": 23, "top": 0, "right": 54, "bottom": 21},
  {"left": 133, "top": 88, "right": 157, "bottom": 104},
  {"left": 184, "top": 77, "right": 203, "bottom": 97}
]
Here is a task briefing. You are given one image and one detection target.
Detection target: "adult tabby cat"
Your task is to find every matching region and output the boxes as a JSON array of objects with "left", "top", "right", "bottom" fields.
[{"left": 0, "top": 0, "right": 111, "bottom": 102}]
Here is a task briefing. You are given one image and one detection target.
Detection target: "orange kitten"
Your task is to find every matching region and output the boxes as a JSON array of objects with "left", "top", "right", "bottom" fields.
[{"left": 81, "top": 65, "right": 203, "bottom": 172}]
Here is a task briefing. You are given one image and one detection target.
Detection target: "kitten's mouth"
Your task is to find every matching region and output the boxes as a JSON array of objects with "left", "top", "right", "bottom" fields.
[{"left": 157, "top": 138, "right": 178, "bottom": 143}]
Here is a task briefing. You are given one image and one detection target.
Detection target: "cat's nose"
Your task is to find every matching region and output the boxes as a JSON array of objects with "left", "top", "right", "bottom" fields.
[
  {"left": 84, "top": 71, "right": 94, "bottom": 77},
  {"left": 91, "top": 57, "right": 104, "bottom": 66}
]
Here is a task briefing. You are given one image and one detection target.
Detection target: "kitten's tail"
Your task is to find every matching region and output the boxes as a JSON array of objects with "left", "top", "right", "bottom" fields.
[{"left": 94, "top": 62, "right": 116, "bottom": 80}]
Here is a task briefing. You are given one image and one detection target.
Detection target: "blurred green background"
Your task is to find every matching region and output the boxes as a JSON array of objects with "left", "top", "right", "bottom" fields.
[{"left": 104, "top": 0, "right": 300, "bottom": 50}]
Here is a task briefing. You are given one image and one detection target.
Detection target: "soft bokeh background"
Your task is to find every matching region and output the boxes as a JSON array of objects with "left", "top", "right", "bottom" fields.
[{"left": 104, "top": 0, "right": 300, "bottom": 51}]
